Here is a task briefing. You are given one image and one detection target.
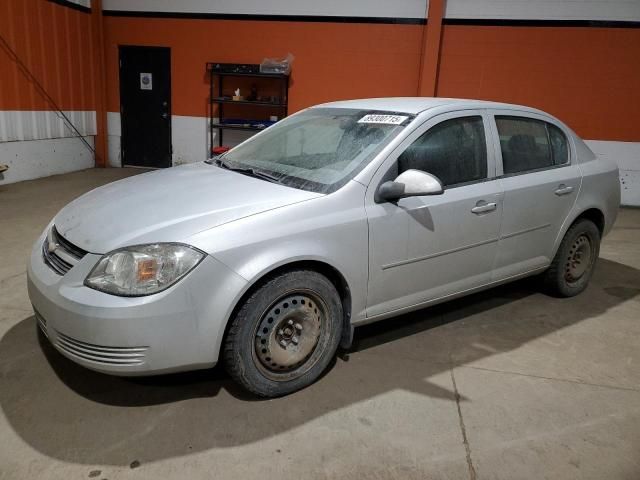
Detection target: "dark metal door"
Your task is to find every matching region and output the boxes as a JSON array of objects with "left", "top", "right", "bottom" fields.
[{"left": 119, "top": 46, "right": 171, "bottom": 168}]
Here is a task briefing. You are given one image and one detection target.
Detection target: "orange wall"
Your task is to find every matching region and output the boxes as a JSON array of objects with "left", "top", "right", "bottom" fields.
[
  {"left": 437, "top": 25, "right": 640, "bottom": 141},
  {"left": 0, "top": 0, "right": 97, "bottom": 111},
  {"left": 3, "top": 8, "right": 639, "bottom": 144},
  {"left": 103, "top": 17, "right": 425, "bottom": 117}
]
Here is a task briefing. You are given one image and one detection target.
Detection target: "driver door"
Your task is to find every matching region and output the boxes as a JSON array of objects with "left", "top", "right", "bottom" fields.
[{"left": 365, "top": 111, "right": 504, "bottom": 317}]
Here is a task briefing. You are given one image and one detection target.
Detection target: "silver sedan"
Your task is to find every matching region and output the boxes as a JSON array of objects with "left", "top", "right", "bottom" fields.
[{"left": 28, "top": 98, "right": 620, "bottom": 397}]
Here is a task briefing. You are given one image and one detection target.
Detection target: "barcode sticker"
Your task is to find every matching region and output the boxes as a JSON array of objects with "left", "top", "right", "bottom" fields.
[{"left": 358, "top": 114, "right": 409, "bottom": 125}]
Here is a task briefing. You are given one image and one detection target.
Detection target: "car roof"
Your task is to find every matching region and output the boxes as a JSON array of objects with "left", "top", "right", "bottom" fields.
[{"left": 312, "top": 97, "right": 548, "bottom": 116}]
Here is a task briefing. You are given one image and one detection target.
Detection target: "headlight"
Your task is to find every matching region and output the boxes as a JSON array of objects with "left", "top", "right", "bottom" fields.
[{"left": 85, "top": 243, "right": 205, "bottom": 296}]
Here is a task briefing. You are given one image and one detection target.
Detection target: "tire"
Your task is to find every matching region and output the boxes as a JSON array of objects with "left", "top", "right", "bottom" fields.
[
  {"left": 223, "top": 269, "right": 343, "bottom": 397},
  {"left": 542, "top": 219, "right": 601, "bottom": 297}
]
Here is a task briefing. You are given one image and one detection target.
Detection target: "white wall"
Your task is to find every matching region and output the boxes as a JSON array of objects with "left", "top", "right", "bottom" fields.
[
  {"left": 171, "top": 115, "right": 209, "bottom": 166},
  {"left": 102, "top": 0, "right": 428, "bottom": 19},
  {"left": 102, "top": 0, "right": 640, "bottom": 21},
  {"left": 0, "top": 110, "right": 97, "bottom": 184},
  {"left": 106, "top": 111, "right": 121, "bottom": 167},
  {"left": 0, "top": 136, "right": 95, "bottom": 184},
  {"left": 171, "top": 115, "right": 253, "bottom": 165},
  {"left": 445, "top": 0, "right": 640, "bottom": 21},
  {"left": 0, "top": 110, "right": 96, "bottom": 142}
]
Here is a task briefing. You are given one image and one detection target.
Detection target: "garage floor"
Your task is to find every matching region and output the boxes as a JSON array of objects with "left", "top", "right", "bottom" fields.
[{"left": 1, "top": 168, "right": 639, "bottom": 480}]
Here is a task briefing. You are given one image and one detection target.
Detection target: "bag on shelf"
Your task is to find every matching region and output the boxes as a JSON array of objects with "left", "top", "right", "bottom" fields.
[{"left": 260, "top": 53, "right": 294, "bottom": 75}]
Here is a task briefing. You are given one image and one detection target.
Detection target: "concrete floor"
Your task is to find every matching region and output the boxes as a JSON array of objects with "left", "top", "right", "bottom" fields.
[{"left": 1, "top": 168, "right": 639, "bottom": 480}]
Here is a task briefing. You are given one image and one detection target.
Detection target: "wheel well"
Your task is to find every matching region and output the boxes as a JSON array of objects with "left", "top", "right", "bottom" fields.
[
  {"left": 574, "top": 208, "right": 605, "bottom": 236},
  {"left": 223, "top": 260, "right": 353, "bottom": 352}
]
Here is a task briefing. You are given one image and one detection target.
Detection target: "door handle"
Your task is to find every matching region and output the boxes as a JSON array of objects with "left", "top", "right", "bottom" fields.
[
  {"left": 161, "top": 112, "right": 169, "bottom": 119},
  {"left": 555, "top": 184, "right": 574, "bottom": 196},
  {"left": 471, "top": 201, "right": 497, "bottom": 214}
]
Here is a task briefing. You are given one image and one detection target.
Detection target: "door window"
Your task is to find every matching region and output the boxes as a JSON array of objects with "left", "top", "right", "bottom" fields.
[
  {"left": 398, "top": 116, "right": 487, "bottom": 187},
  {"left": 548, "top": 124, "right": 570, "bottom": 166},
  {"left": 496, "top": 116, "right": 569, "bottom": 174}
]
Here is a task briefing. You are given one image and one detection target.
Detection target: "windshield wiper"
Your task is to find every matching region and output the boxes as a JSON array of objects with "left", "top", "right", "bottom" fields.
[{"left": 214, "top": 158, "right": 281, "bottom": 184}]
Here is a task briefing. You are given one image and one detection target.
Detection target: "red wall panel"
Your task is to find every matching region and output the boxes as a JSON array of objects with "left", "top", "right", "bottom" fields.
[
  {"left": 2, "top": 5, "right": 639, "bottom": 144},
  {"left": 437, "top": 25, "right": 640, "bottom": 141},
  {"left": 0, "top": 0, "right": 96, "bottom": 111},
  {"left": 103, "top": 17, "right": 425, "bottom": 117}
]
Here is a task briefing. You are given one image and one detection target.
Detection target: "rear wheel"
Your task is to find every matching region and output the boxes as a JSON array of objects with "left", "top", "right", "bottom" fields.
[
  {"left": 223, "top": 269, "right": 343, "bottom": 397},
  {"left": 542, "top": 219, "right": 600, "bottom": 297}
]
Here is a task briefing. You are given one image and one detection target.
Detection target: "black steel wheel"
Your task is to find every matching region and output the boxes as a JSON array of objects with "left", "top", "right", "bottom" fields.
[
  {"left": 224, "top": 269, "right": 343, "bottom": 397},
  {"left": 542, "top": 219, "right": 600, "bottom": 297},
  {"left": 564, "top": 234, "right": 593, "bottom": 286}
]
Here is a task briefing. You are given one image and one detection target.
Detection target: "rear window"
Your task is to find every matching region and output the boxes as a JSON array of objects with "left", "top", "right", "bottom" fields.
[{"left": 496, "top": 116, "right": 569, "bottom": 174}]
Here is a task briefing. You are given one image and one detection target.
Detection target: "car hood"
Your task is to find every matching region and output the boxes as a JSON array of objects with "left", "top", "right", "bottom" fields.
[{"left": 54, "top": 162, "right": 322, "bottom": 254}]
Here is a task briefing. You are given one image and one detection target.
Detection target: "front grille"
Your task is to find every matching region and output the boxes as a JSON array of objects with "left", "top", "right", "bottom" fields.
[
  {"left": 42, "top": 226, "right": 88, "bottom": 275},
  {"left": 54, "top": 329, "right": 148, "bottom": 366},
  {"left": 42, "top": 241, "right": 72, "bottom": 274},
  {"left": 52, "top": 226, "right": 87, "bottom": 259}
]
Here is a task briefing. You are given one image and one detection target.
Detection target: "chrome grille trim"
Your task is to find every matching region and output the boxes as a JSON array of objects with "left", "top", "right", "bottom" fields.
[
  {"left": 42, "top": 241, "right": 72, "bottom": 275},
  {"left": 42, "top": 226, "right": 88, "bottom": 276},
  {"left": 54, "top": 330, "right": 148, "bottom": 366},
  {"left": 52, "top": 226, "right": 88, "bottom": 259}
]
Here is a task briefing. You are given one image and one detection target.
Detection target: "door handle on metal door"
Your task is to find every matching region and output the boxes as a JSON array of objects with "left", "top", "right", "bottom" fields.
[
  {"left": 555, "top": 184, "right": 574, "bottom": 196},
  {"left": 471, "top": 201, "right": 497, "bottom": 214}
]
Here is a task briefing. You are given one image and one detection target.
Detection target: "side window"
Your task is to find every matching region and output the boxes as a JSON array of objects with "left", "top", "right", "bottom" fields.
[
  {"left": 496, "top": 116, "right": 569, "bottom": 174},
  {"left": 398, "top": 116, "right": 487, "bottom": 187},
  {"left": 548, "top": 124, "right": 569, "bottom": 166}
]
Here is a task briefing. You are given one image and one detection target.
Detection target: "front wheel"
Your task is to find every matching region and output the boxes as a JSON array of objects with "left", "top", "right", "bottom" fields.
[
  {"left": 542, "top": 219, "right": 601, "bottom": 297},
  {"left": 223, "top": 269, "right": 343, "bottom": 397}
]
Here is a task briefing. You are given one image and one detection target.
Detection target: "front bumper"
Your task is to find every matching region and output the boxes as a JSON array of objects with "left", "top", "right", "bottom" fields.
[{"left": 27, "top": 232, "right": 248, "bottom": 376}]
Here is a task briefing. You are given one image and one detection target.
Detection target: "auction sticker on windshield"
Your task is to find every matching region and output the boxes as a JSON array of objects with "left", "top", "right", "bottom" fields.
[{"left": 358, "top": 114, "right": 409, "bottom": 125}]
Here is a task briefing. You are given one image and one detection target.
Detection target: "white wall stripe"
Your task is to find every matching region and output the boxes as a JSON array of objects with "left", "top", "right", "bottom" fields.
[
  {"left": 0, "top": 110, "right": 96, "bottom": 143},
  {"left": 445, "top": 0, "right": 640, "bottom": 22},
  {"left": 102, "top": 0, "right": 428, "bottom": 19},
  {"left": 102, "top": 0, "right": 640, "bottom": 22},
  {"left": 0, "top": 136, "right": 95, "bottom": 185}
]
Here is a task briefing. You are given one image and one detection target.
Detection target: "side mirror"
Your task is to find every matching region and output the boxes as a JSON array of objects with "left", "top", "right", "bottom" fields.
[{"left": 377, "top": 169, "right": 444, "bottom": 202}]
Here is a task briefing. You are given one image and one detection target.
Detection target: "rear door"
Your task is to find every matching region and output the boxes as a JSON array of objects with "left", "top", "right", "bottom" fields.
[
  {"left": 366, "top": 111, "right": 503, "bottom": 317},
  {"left": 119, "top": 46, "right": 172, "bottom": 168},
  {"left": 489, "top": 111, "right": 581, "bottom": 279}
]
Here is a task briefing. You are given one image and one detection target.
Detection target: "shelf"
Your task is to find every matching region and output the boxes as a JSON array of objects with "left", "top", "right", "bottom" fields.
[
  {"left": 206, "top": 67, "right": 289, "bottom": 79},
  {"left": 212, "top": 98, "right": 287, "bottom": 107},
  {"left": 208, "top": 61, "right": 289, "bottom": 149},
  {"left": 211, "top": 123, "right": 272, "bottom": 131}
]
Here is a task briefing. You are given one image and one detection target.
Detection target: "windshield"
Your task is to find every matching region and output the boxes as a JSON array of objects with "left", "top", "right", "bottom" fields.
[{"left": 217, "top": 108, "right": 413, "bottom": 193}]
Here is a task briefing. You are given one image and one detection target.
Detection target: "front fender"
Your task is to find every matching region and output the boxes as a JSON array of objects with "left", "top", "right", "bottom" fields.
[{"left": 188, "top": 182, "right": 369, "bottom": 357}]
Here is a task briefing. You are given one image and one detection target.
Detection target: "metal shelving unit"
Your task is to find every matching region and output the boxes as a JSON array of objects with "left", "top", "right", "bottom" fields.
[{"left": 206, "top": 63, "right": 289, "bottom": 155}]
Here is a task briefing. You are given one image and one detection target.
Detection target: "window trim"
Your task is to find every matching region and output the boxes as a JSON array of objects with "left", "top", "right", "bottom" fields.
[
  {"left": 489, "top": 111, "right": 573, "bottom": 179},
  {"left": 397, "top": 114, "right": 489, "bottom": 189},
  {"left": 369, "top": 110, "right": 495, "bottom": 202},
  {"left": 497, "top": 161, "right": 571, "bottom": 180},
  {"left": 547, "top": 122, "right": 571, "bottom": 167}
]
